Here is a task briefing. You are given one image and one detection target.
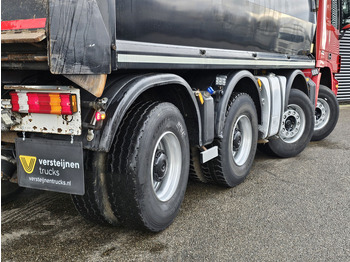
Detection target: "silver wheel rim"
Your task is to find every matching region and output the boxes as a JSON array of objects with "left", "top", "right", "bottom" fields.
[
  {"left": 151, "top": 131, "right": 182, "bottom": 202},
  {"left": 230, "top": 115, "right": 252, "bottom": 167},
  {"left": 314, "top": 98, "right": 330, "bottom": 131},
  {"left": 279, "top": 104, "right": 305, "bottom": 144}
]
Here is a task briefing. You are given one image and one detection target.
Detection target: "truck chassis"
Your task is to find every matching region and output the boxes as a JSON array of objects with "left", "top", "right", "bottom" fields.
[{"left": 1, "top": 0, "right": 347, "bottom": 231}]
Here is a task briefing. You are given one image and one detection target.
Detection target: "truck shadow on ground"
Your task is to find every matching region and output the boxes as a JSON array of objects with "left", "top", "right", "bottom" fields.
[
  {"left": 1, "top": 132, "right": 347, "bottom": 261},
  {"left": 1, "top": 175, "right": 235, "bottom": 261}
]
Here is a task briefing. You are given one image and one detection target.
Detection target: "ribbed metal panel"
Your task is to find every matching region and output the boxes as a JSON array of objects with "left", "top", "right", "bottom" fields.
[{"left": 337, "top": 31, "right": 350, "bottom": 101}]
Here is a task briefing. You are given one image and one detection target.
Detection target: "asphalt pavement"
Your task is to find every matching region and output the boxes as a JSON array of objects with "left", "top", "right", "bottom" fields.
[{"left": 2, "top": 105, "right": 350, "bottom": 262}]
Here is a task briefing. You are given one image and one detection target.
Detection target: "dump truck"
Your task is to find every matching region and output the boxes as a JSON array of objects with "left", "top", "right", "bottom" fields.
[{"left": 1, "top": 0, "right": 349, "bottom": 232}]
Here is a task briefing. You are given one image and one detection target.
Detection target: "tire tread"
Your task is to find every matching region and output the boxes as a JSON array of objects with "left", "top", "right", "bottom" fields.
[
  {"left": 108, "top": 101, "right": 160, "bottom": 229},
  {"left": 71, "top": 151, "right": 109, "bottom": 225},
  {"left": 203, "top": 92, "right": 254, "bottom": 187}
]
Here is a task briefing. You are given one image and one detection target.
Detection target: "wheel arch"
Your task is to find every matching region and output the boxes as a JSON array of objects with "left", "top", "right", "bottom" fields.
[
  {"left": 320, "top": 66, "right": 339, "bottom": 96},
  {"left": 320, "top": 67, "right": 333, "bottom": 90},
  {"left": 215, "top": 70, "right": 262, "bottom": 138},
  {"left": 279, "top": 70, "right": 309, "bottom": 110},
  {"left": 85, "top": 73, "right": 202, "bottom": 152}
]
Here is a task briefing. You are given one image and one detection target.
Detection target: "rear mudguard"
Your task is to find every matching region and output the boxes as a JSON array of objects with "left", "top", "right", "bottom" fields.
[
  {"left": 215, "top": 70, "right": 262, "bottom": 138},
  {"left": 278, "top": 70, "right": 310, "bottom": 110},
  {"left": 83, "top": 73, "right": 202, "bottom": 152}
]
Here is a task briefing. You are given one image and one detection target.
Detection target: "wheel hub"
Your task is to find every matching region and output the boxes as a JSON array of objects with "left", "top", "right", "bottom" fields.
[
  {"left": 314, "top": 98, "right": 330, "bottom": 131},
  {"left": 151, "top": 131, "right": 182, "bottom": 202},
  {"left": 281, "top": 109, "right": 301, "bottom": 139},
  {"left": 279, "top": 105, "right": 305, "bottom": 143},
  {"left": 285, "top": 116, "right": 296, "bottom": 132},
  {"left": 315, "top": 107, "right": 322, "bottom": 120},
  {"left": 232, "top": 129, "right": 242, "bottom": 151},
  {"left": 230, "top": 115, "right": 253, "bottom": 167},
  {"left": 153, "top": 149, "right": 168, "bottom": 182}
]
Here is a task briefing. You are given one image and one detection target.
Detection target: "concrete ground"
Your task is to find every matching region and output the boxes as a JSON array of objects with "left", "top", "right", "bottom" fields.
[{"left": 2, "top": 106, "right": 350, "bottom": 262}]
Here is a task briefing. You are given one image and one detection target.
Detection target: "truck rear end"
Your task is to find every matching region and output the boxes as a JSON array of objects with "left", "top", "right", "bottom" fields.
[{"left": 1, "top": 0, "right": 92, "bottom": 198}]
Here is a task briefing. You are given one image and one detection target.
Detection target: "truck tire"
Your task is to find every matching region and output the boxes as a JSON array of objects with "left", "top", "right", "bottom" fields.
[
  {"left": 203, "top": 93, "right": 258, "bottom": 187},
  {"left": 1, "top": 181, "right": 23, "bottom": 202},
  {"left": 71, "top": 151, "right": 118, "bottom": 225},
  {"left": 189, "top": 147, "right": 208, "bottom": 183},
  {"left": 1, "top": 152, "right": 23, "bottom": 201},
  {"left": 312, "top": 85, "right": 339, "bottom": 141},
  {"left": 106, "top": 101, "right": 190, "bottom": 232},
  {"left": 263, "top": 89, "right": 314, "bottom": 158}
]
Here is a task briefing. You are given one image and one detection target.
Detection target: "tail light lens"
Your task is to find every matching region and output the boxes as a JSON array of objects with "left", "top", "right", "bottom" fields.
[
  {"left": 337, "top": 55, "right": 341, "bottom": 74},
  {"left": 10, "top": 92, "right": 78, "bottom": 115}
]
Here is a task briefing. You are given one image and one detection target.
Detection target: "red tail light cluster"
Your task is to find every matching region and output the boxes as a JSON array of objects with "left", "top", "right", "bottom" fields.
[
  {"left": 10, "top": 92, "right": 78, "bottom": 115},
  {"left": 337, "top": 55, "right": 341, "bottom": 74}
]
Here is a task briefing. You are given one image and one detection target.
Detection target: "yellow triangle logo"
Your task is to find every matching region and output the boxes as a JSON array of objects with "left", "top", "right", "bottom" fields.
[{"left": 19, "top": 155, "right": 37, "bottom": 174}]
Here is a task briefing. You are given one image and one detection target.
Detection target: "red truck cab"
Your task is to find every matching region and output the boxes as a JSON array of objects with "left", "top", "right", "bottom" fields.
[
  {"left": 316, "top": 0, "right": 341, "bottom": 94},
  {"left": 304, "top": 0, "right": 350, "bottom": 140}
]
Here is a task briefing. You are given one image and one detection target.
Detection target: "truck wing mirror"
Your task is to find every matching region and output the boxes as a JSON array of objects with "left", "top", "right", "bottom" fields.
[
  {"left": 340, "top": 24, "right": 350, "bottom": 40},
  {"left": 342, "top": 24, "right": 350, "bottom": 30}
]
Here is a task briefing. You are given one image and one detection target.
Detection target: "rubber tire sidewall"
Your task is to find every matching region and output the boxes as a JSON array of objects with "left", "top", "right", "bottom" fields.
[
  {"left": 1, "top": 180, "right": 24, "bottom": 201},
  {"left": 71, "top": 151, "right": 117, "bottom": 225},
  {"left": 312, "top": 85, "right": 339, "bottom": 141},
  {"left": 268, "top": 89, "right": 314, "bottom": 158},
  {"left": 130, "top": 103, "right": 189, "bottom": 231},
  {"left": 220, "top": 94, "right": 258, "bottom": 186}
]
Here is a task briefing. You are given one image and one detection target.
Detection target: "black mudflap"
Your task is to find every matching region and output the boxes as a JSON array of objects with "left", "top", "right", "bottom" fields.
[{"left": 16, "top": 138, "right": 84, "bottom": 195}]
